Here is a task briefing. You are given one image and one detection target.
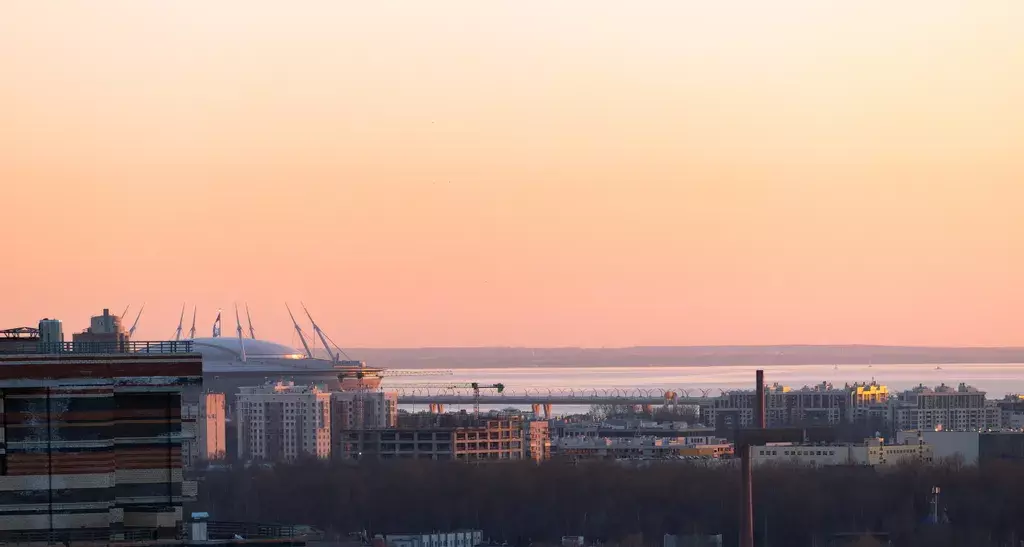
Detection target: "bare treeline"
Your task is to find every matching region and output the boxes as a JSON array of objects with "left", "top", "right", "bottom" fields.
[{"left": 197, "top": 459, "right": 1024, "bottom": 547}]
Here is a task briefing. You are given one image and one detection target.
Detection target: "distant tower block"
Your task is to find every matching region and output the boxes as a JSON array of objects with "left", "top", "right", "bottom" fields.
[{"left": 73, "top": 309, "right": 130, "bottom": 350}]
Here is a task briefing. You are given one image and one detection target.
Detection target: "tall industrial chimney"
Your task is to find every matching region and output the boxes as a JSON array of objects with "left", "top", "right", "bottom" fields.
[
  {"left": 742, "top": 369, "right": 766, "bottom": 547},
  {"left": 753, "top": 370, "right": 761, "bottom": 430}
]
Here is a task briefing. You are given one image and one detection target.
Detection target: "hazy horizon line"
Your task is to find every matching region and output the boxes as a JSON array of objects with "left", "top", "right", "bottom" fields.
[{"left": 339, "top": 344, "right": 1024, "bottom": 351}]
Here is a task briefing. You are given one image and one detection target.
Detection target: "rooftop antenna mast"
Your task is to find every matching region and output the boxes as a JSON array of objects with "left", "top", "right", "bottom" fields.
[
  {"left": 173, "top": 303, "right": 185, "bottom": 341},
  {"left": 301, "top": 303, "right": 338, "bottom": 364},
  {"left": 212, "top": 309, "right": 222, "bottom": 338},
  {"left": 188, "top": 306, "right": 197, "bottom": 340},
  {"left": 128, "top": 303, "right": 145, "bottom": 339},
  {"left": 234, "top": 304, "right": 247, "bottom": 363},
  {"left": 245, "top": 304, "right": 257, "bottom": 339},
  {"left": 286, "top": 303, "right": 314, "bottom": 359}
]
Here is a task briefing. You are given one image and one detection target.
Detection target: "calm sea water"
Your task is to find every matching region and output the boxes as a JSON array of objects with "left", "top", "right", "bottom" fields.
[{"left": 389, "top": 363, "right": 1024, "bottom": 415}]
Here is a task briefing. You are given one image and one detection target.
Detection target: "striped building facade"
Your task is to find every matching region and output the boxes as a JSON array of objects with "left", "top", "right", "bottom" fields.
[{"left": 0, "top": 351, "right": 202, "bottom": 541}]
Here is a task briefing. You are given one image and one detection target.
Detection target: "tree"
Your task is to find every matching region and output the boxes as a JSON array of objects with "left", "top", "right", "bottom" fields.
[
  {"left": 846, "top": 536, "right": 884, "bottom": 547},
  {"left": 194, "top": 458, "right": 1024, "bottom": 547}
]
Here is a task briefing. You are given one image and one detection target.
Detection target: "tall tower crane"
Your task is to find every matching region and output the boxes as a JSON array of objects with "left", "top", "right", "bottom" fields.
[
  {"left": 382, "top": 369, "right": 454, "bottom": 378},
  {"left": 400, "top": 382, "right": 505, "bottom": 416},
  {"left": 341, "top": 368, "right": 454, "bottom": 380}
]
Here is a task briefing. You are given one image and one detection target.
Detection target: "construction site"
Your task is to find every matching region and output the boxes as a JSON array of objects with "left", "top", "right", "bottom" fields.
[{"left": 142, "top": 303, "right": 529, "bottom": 464}]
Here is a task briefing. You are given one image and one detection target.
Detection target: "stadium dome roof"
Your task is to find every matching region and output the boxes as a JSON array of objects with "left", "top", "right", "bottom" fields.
[{"left": 192, "top": 337, "right": 304, "bottom": 360}]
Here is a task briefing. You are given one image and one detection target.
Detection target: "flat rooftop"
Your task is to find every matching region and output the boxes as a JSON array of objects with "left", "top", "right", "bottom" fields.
[
  {"left": 0, "top": 539, "right": 305, "bottom": 547},
  {"left": 0, "top": 340, "right": 196, "bottom": 355},
  {"left": 0, "top": 346, "right": 203, "bottom": 386}
]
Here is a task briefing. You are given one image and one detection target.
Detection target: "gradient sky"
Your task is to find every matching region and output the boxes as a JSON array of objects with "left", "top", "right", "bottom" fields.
[{"left": 1, "top": 2, "right": 1022, "bottom": 348}]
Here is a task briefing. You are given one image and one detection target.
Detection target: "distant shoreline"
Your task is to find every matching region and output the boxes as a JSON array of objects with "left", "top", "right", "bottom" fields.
[
  {"left": 336, "top": 345, "right": 1024, "bottom": 368},
  {"left": 360, "top": 361, "right": 1024, "bottom": 369}
]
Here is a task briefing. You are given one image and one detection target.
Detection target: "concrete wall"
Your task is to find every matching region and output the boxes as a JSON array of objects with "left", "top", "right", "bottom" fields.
[
  {"left": 123, "top": 508, "right": 179, "bottom": 528},
  {"left": 0, "top": 511, "right": 110, "bottom": 531},
  {"left": 897, "top": 430, "right": 979, "bottom": 465},
  {"left": 752, "top": 445, "right": 864, "bottom": 466},
  {"left": 979, "top": 432, "right": 1024, "bottom": 464}
]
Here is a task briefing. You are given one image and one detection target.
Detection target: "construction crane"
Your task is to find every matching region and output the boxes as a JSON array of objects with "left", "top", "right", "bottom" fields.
[
  {"left": 381, "top": 369, "right": 453, "bottom": 378},
  {"left": 400, "top": 382, "right": 505, "bottom": 416},
  {"left": 341, "top": 368, "right": 454, "bottom": 379}
]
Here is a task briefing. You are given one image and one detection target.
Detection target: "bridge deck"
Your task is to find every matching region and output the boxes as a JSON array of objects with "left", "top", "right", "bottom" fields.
[{"left": 396, "top": 394, "right": 710, "bottom": 405}]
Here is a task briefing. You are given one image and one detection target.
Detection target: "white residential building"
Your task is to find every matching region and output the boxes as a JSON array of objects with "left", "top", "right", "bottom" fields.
[
  {"left": 995, "top": 396, "right": 1024, "bottom": 430},
  {"left": 382, "top": 530, "right": 483, "bottom": 547},
  {"left": 552, "top": 436, "right": 732, "bottom": 460},
  {"left": 752, "top": 444, "right": 858, "bottom": 466},
  {"left": 890, "top": 383, "right": 1000, "bottom": 432},
  {"left": 897, "top": 430, "right": 981, "bottom": 465},
  {"left": 701, "top": 382, "right": 852, "bottom": 429},
  {"left": 236, "top": 381, "right": 332, "bottom": 462},
  {"left": 751, "top": 437, "right": 933, "bottom": 467}
]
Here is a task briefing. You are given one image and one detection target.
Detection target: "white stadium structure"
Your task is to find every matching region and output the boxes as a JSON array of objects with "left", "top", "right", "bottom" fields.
[
  {"left": 165, "top": 303, "right": 444, "bottom": 395},
  {"left": 190, "top": 335, "right": 345, "bottom": 394},
  {"left": 193, "top": 337, "right": 307, "bottom": 362}
]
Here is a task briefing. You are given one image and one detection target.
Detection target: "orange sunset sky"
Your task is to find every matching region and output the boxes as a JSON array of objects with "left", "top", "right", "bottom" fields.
[{"left": 1, "top": 2, "right": 1022, "bottom": 348}]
